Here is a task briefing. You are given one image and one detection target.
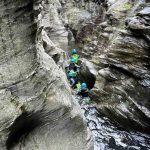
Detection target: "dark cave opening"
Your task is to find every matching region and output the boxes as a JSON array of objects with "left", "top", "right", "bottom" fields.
[
  {"left": 79, "top": 63, "right": 96, "bottom": 90},
  {"left": 52, "top": 53, "right": 60, "bottom": 64},
  {"left": 6, "top": 111, "right": 43, "bottom": 150}
]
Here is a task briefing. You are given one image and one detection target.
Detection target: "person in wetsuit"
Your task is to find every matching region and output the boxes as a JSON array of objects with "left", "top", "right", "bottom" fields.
[
  {"left": 77, "top": 82, "right": 89, "bottom": 98},
  {"left": 68, "top": 71, "right": 78, "bottom": 88},
  {"left": 66, "top": 58, "right": 80, "bottom": 72}
]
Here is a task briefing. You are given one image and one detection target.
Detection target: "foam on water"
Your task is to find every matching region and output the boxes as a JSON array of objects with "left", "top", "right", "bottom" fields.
[{"left": 75, "top": 95, "right": 150, "bottom": 150}]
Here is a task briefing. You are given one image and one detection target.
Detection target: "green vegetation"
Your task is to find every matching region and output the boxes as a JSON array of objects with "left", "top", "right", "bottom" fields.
[
  {"left": 123, "top": 2, "right": 132, "bottom": 10},
  {"left": 115, "top": 2, "right": 132, "bottom": 11}
]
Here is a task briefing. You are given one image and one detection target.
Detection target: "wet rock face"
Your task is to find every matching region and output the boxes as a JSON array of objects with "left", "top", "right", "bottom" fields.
[
  {"left": 126, "top": 6, "right": 150, "bottom": 42},
  {"left": 62, "top": 0, "right": 107, "bottom": 48},
  {"left": 96, "top": 3, "right": 150, "bottom": 132},
  {"left": 0, "top": 0, "right": 149, "bottom": 149},
  {"left": 73, "top": 0, "right": 150, "bottom": 132},
  {"left": 0, "top": 0, "right": 93, "bottom": 150}
]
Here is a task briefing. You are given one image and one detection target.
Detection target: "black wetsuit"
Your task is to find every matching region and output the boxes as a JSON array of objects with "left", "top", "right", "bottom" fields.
[
  {"left": 77, "top": 88, "right": 89, "bottom": 97},
  {"left": 68, "top": 63, "right": 79, "bottom": 72}
]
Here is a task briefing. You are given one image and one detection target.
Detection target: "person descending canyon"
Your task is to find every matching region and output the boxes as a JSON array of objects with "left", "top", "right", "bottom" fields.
[
  {"left": 67, "top": 49, "right": 90, "bottom": 103},
  {"left": 77, "top": 82, "right": 89, "bottom": 98},
  {"left": 71, "top": 49, "right": 80, "bottom": 64},
  {"left": 68, "top": 71, "right": 78, "bottom": 88},
  {"left": 67, "top": 70, "right": 77, "bottom": 79},
  {"left": 66, "top": 58, "right": 80, "bottom": 72}
]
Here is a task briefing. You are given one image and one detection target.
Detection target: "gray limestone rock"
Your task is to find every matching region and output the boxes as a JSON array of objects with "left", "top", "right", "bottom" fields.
[
  {"left": 0, "top": 0, "right": 93, "bottom": 150},
  {"left": 73, "top": 0, "right": 150, "bottom": 132},
  {"left": 0, "top": 0, "right": 150, "bottom": 149}
]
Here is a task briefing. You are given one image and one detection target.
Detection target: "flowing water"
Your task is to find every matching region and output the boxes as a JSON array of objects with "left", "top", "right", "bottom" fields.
[{"left": 74, "top": 95, "right": 150, "bottom": 150}]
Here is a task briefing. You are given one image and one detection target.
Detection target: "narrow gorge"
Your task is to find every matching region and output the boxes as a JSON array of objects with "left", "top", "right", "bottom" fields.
[{"left": 0, "top": 0, "right": 150, "bottom": 150}]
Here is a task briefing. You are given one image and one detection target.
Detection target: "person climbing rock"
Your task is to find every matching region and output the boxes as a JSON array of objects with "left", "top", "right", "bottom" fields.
[
  {"left": 67, "top": 70, "right": 78, "bottom": 79},
  {"left": 66, "top": 58, "right": 80, "bottom": 72},
  {"left": 71, "top": 49, "right": 80, "bottom": 64},
  {"left": 67, "top": 71, "right": 72, "bottom": 79},
  {"left": 68, "top": 71, "right": 78, "bottom": 88},
  {"left": 77, "top": 82, "right": 89, "bottom": 98}
]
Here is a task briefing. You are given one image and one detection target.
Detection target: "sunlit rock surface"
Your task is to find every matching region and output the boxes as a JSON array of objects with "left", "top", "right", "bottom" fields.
[{"left": 0, "top": 0, "right": 93, "bottom": 150}]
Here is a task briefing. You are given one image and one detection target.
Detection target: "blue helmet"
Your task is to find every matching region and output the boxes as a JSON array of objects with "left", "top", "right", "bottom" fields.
[
  {"left": 81, "top": 82, "right": 87, "bottom": 88},
  {"left": 68, "top": 72, "right": 73, "bottom": 77},
  {"left": 70, "top": 58, "right": 75, "bottom": 63},
  {"left": 71, "top": 49, "right": 77, "bottom": 54}
]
